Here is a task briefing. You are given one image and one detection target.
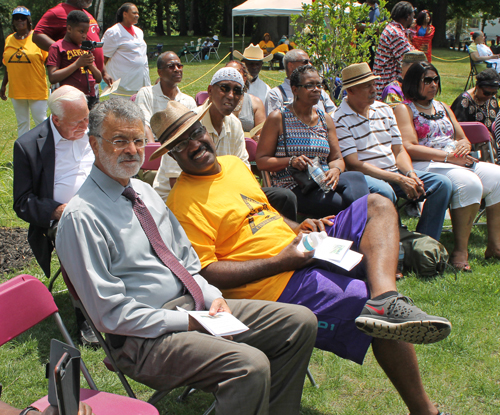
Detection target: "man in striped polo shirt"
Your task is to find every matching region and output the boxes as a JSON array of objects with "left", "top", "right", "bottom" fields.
[{"left": 334, "top": 63, "right": 452, "bottom": 242}]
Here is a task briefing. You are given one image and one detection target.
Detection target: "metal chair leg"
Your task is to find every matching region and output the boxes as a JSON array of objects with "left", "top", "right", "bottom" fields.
[
  {"left": 202, "top": 401, "right": 216, "bottom": 415},
  {"left": 307, "top": 367, "right": 319, "bottom": 388},
  {"left": 48, "top": 267, "right": 61, "bottom": 292}
]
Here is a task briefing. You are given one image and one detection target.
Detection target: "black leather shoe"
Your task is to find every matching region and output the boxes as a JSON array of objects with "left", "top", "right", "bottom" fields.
[{"left": 80, "top": 321, "right": 100, "bottom": 347}]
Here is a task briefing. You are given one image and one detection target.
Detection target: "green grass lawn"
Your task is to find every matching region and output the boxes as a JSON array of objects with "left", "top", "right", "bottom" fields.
[{"left": 1, "top": 43, "right": 500, "bottom": 414}]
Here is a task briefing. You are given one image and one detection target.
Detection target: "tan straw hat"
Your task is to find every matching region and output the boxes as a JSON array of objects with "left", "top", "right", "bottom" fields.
[
  {"left": 233, "top": 44, "right": 274, "bottom": 62},
  {"left": 149, "top": 101, "right": 211, "bottom": 160},
  {"left": 341, "top": 62, "right": 380, "bottom": 92}
]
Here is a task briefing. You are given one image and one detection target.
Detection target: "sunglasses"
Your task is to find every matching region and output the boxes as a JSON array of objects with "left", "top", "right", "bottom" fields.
[
  {"left": 165, "top": 62, "right": 183, "bottom": 70},
  {"left": 216, "top": 83, "right": 243, "bottom": 96},
  {"left": 297, "top": 83, "right": 325, "bottom": 91},
  {"left": 170, "top": 126, "right": 207, "bottom": 153},
  {"left": 480, "top": 88, "right": 498, "bottom": 97},
  {"left": 291, "top": 59, "right": 312, "bottom": 65},
  {"left": 422, "top": 76, "right": 439, "bottom": 85},
  {"left": 13, "top": 15, "right": 28, "bottom": 20}
]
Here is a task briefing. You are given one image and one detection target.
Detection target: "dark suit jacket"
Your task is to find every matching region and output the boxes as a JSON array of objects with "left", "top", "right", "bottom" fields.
[{"left": 13, "top": 118, "right": 62, "bottom": 277}]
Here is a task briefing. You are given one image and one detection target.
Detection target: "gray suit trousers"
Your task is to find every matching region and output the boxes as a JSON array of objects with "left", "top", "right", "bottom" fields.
[{"left": 110, "top": 299, "right": 317, "bottom": 415}]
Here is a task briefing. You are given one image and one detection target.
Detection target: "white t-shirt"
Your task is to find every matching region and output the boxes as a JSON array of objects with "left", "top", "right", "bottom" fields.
[{"left": 102, "top": 23, "right": 151, "bottom": 93}]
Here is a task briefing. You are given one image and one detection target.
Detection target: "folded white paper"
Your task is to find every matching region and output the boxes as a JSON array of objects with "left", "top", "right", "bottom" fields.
[
  {"left": 297, "top": 232, "right": 363, "bottom": 271},
  {"left": 177, "top": 307, "right": 249, "bottom": 337}
]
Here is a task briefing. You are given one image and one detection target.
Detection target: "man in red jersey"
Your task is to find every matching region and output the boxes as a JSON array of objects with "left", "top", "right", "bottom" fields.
[{"left": 33, "top": 0, "right": 112, "bottom": 86}]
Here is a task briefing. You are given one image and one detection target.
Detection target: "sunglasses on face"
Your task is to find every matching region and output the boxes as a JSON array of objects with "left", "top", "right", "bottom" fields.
[
  {"left": 165, "top": 62, "right": 183, "bottom": 70},
  {"left": 216, "top": 83, "right": 243, "bottom": 96},
  {"left": 297, "top": 83, "right": 325, "bottom": 91},
  {"left": 13, "top": 15, "right": 28, "bottom": 20},
  {"left": 480, "top": 88, "right": 498, "bottom": 97},
  {"left": 170, "top": 126, "right": 207, "bottom": 153},
  {"left": 422, "top": 76, "right": 440, "bottom": 85}
]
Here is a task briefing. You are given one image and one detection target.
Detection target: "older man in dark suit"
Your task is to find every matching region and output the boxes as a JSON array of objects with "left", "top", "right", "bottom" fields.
[{"left": 13, "top": 85, "right": 95, "bottom": 344}]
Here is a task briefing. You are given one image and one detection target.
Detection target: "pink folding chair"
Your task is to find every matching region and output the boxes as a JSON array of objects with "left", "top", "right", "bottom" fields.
[
  {"left": 0, "top": 275, "right": 159, "bottom": 415},
  {"left": 142, "top": 142, "right": 162, "bottom": 170},
  {"left": 459, "top": 121, "right": 496, "bottom": 163},
  {"left": 195, "top": 91, "right": 209, "bottom": 106},
  {"left": 244, "top": 137, "right": 258, "bottom": 162}
]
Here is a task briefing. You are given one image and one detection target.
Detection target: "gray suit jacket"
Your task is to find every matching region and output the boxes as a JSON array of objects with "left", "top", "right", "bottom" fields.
[{"left": 13, "top": 118, "right": 61, "bottom": 277}]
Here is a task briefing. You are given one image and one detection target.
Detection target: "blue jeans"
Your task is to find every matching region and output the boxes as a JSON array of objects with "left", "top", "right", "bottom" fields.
[{"left": 364, "top": 171, "right": 452, "bottom": 241}]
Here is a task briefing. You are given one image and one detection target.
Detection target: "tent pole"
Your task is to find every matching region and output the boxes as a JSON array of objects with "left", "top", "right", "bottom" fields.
[
  {"left": 232, "top": 12, "right": 234, "bottom": 59},
  {"left": 242, "top": 17, "right": 246, "bottom": 50}
]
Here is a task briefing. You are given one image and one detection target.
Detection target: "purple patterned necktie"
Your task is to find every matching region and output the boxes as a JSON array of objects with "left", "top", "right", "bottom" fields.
[{"left": 122, "top": 187, "right": 205, "bottom": 310}]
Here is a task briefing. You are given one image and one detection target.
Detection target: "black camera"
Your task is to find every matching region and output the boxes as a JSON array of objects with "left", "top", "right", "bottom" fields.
[{"left": 80, "top": 40, "right": 104, "bottom": 51}]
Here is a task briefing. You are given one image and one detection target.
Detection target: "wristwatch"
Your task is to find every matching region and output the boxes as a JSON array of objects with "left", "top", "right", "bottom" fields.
[{"left": 19, "top": 407, "right": 39, "bottom": 415}]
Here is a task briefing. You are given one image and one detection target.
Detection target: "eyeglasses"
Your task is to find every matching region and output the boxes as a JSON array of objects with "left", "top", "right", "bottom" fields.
[
  {"left": 165, "top": 62, "right": 183, "bottom": 70},
  {"left": 216, "top": 83, "right": 243, "bottom": 96},
  {"left": 99, "top": 136, "right": 147, "bottom": 150},
  {"left": 291, "top": 59, "right": 311, "bottom": 65},
  {"left": 13, "top": 15, "right": 28, "bottom": 20},
  {"left": 297, "top": 83, "right": 324, "bottom": 91},
  {"left": 170, "top": 126, "right": 207, "bottom": 153},
  {"left": 480, "top": 88, "right": 498, "bottom": 97},
  {"left": 422, "top": 76, "right": 440, "bottom": 85}
]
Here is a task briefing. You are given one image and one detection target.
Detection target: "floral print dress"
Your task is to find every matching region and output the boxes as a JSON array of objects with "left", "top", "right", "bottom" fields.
[{"left": 405, "top": 100, "right": 455, "bottom": 149}]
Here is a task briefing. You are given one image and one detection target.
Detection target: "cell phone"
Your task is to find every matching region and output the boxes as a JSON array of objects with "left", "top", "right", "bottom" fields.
[
  {"left": 54, "top": 352, "right": 80, "bottom": 415},
  {"left": 48, "top": 339, "right": 80, "bottom": 407}
]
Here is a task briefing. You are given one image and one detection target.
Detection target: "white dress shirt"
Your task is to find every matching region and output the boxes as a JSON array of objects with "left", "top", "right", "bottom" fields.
[
  {"left": 248, "top": 76, "right": 270, "bottom": 105},
  {"left": 51, "top": 116, "right": 94, "bottom": 204}
]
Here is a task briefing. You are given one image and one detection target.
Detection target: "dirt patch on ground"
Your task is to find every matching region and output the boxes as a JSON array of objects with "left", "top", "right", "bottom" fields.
[{"left": 0, "top": 227, "right": 33, "bottom": 275}]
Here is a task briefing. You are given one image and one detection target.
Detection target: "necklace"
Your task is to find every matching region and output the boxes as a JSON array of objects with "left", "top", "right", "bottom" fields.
[
  {"left": 233, "top": 94, "right": 244, "bottom": 114},
  {"left": 291, "top": 101, "right": 314, "bottom": 126},
  {"left": 415, "top": 100, "right": 433, "bottom": 110},
  {"left": 15, "top": 31, "right": 30, "bottom": 40}
]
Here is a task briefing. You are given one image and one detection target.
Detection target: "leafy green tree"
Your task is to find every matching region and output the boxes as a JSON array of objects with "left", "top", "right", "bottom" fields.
[{"left": 291, "top": 0, "right": 389, "bottom": 98}]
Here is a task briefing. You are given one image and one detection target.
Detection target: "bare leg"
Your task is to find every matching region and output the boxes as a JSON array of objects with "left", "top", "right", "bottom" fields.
[
  {"left": 359, "top": 194, "right": 399, "bottom": 298},
  {"left": 449, "top": 204, "right": 480, "bottom": 266},
  {"left": 485, "top": 202, "right": 500, "bottom": 258},
  {"left": 372, "top": 338, "right": 439, "bottom": 415}
]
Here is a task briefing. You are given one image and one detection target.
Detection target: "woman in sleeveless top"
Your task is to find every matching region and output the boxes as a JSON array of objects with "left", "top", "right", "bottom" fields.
[
  {"left": 394, "top": 62, "right": 500, "bottom": 271},
  {"left": 256, "top": 65, "right": 368, "bottom": 217},
  {"left": 226, "top": 60, "right": 266, "bottom": 140}
]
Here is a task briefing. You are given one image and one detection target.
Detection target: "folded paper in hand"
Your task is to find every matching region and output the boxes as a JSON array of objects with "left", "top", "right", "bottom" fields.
[
  {"left": 177, "top": 307, "right": 249, "bottom": 337},
  {"left": 297, "top": 231, "right": 363, "bottom": 271}
]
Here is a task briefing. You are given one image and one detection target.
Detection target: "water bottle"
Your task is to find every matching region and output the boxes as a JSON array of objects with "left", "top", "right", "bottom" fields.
[
  {"left": 443, "top": 142, "right": 456, "bottom": 153},
  {"left": 308, "top": 157, "right": 331, "bottom": 193},
  {"left": 397, "top": 242, "right": 405, "bottom": 273}
]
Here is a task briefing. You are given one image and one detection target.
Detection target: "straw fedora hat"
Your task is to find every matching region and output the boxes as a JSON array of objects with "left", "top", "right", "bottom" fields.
[
  {"left": 233, "top": 44, "right": 273, "bottom": 62},
  {"left": 149, "top": 101, "right": 211, "bottom": 161},
  {"left": 341, "top": 62, "right": 380, "bottom": 92}
]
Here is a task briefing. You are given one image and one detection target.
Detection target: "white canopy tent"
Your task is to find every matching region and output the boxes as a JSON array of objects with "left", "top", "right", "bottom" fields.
[{"left": 231, "top": 0, "right": 313, "bottom": 52}]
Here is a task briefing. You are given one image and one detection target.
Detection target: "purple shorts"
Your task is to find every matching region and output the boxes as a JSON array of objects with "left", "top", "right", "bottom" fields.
[{"left": 277, "top": 195, "right": 372, "bottom": 364}]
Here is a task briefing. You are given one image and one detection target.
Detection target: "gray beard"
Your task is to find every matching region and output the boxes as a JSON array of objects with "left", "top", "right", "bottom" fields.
[{"left": 97, "top": 143, "right": 144, "bottom": 181}]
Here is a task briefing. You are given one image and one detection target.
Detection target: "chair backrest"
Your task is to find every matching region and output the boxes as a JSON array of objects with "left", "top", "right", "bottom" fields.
[
  {"left": 0, "top": 275, "right": 59, "bottom": 346},
  {"left": 245, "top": 137, "right": 258, "bottom": 162},
  {"left": 195, "top": 91, "right": 209, "bottom": 106},
  {"left": 459, "top": 121, "right": 492, "bottom": 145},
  {"left": 141, "top": 143, "right": 161, "bottom": 170}
]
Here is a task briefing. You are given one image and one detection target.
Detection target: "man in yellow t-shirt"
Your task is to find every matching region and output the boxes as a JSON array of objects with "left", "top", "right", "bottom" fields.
[{"left": 151, "top": 101, "right": 453, "bottom": 415}]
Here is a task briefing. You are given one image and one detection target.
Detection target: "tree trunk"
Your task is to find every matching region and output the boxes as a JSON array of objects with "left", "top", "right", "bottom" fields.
[
  {"left": 454, "top": 18, "right": 462, "bottom": 50},
  {"left": 431, "top": 0, "right": 448, "bottom": 47},
  {"left": 0, "top": 20, "right": 5, "bottom": 68},
  {"left": 155, "top": 0, "right": 165, "bottom": 36},
  {"left": 177, "top": 0, "right": 188, "bottom": 36},
  {"left": 166, "top": 0, "right": 172, "bottom": 36},
  {"left": 221, "top": 0, "right": 233, "bottom": 37}
]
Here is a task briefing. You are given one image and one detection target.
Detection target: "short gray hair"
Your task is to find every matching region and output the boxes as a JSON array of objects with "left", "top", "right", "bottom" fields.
[
  {"left": 89, "top": 98, "right": 145, "bottom": 140},
  {"left": 284, "top": 49, "right": 308, "bottom": 76},
  {"left": 48, "top": 85, "right": 86, "bottom": 118}
]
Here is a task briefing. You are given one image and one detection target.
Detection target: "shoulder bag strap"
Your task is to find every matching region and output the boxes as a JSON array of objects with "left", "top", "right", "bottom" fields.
[
  {"left": 440, "top": 101, "right": 456, "bottom": 140},
  {"left": 281, "top": 107, "right": 290, "bottom": 157}
]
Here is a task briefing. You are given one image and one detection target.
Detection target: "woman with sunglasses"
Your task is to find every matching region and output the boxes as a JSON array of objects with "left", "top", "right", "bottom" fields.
[
  {"left": 101, "top": 3, "right": 150, "bottom": 97},
  {"left": 450, "top": 68, "right": 499, "bottom": 131},
  {"left": 256, "top": 65, "right": 368, "bottom": 218},
  {"left": 1, "top": 6, "right": 48, "bottom": 137},
  {"left": 394, "top": 62, "right": 500, "bottom": 271}
]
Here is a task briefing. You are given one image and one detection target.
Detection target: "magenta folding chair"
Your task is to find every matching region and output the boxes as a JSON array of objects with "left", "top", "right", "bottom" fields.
[
  {"left": 459, "top": 121, "right": 496, "bottom": 163},
  {"left": 142, "top": 143, "right": 161, "bottom": 170},
  {"left": 0, "top": 274, "right": 159, "bottom": 415},
  {"left": 244, "top": 137, "right": 258, "bottom": 162},
  {"left": 195, "top": 91, "right": 209, "bottom": 106}
]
